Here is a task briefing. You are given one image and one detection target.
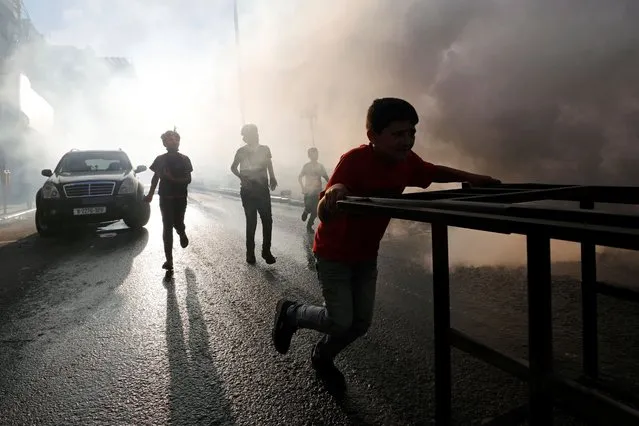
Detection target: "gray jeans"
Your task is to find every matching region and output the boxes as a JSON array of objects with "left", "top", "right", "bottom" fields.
[{"left": 291, "top": 256, "right": 378, "bottom": 360}]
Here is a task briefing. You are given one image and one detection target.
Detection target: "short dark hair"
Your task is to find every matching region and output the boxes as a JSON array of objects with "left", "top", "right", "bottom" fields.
[
  {"left": 366, "top": 98, "right": 419, "bottom": 134},
  {"left": 307, "top": 147, "right": 318, "bottom": 156},
  {"left": 161, "top": 130, "right": 180, "bottom": 142},
  {"left": 241, "top": 123, "right": 258, "bottom": 136}
]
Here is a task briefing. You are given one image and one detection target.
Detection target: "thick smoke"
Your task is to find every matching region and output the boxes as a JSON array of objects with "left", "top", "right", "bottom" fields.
[
  {"left": 228, "top": 0, "right": 639, "bottom": 187},
  {"left": 10, "top": 0, "right": 639, "bottom": 267},
  {"left": 20, "top": 0, "right": 639, "bottom": 184}
]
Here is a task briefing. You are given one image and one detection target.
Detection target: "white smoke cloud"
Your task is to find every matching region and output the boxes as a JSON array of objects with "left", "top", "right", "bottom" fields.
[{"left": 10, "top": 0, "right": 639, "bottom": 266}]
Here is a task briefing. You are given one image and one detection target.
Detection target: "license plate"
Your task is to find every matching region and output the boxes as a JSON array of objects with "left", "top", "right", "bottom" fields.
[{"left": 73, "top": 206, "right": 107, "bottom": 216}]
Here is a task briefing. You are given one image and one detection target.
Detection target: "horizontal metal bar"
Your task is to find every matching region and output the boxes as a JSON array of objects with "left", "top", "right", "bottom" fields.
[
  {"left": 453, "top": 186, "right": 585, "bottom": 203},
  {"left": 596, "top": 281, "right": 639, "bottom": 303},
  {"left": 450, "top": 329, "right": 530, "bottom": 381},
  {"left": 337, "top": 200, "right": 639, "bottom": 250},
  {"left": 549, "top": 375, "right": 639, "bottom": 426},
  {"left": 389, "top": 191, "right": 480, "bottom": 200},
  {"left": 583, "top": 186, "right": 639, "bottom": 204},
  {"left": 463, "top": 182, "right": 576, "bottom": 190},
  {"left": 358, "top": 198, "right": 639, "bottom": 229},
  {"left": 577, "top": 374, "right": 639, "bottom": 411},
  {"left": 457, "top": 184, "right": 639, "bottom": 204}
]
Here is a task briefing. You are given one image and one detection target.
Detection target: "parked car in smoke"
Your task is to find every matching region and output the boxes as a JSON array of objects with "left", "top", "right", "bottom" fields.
[{"left": 35, "top": 149, "right": 150, "bottom": 237}]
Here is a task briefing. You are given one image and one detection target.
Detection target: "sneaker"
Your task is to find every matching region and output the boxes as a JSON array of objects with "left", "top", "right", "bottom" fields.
[
  {"left": 179, "top": 232, "right": 189, "bottom": 248},
  {"left": 162, "top": 260, "right": 173, "bottom": 271},
  {"left": 302, "top": 211, "right": 309, "bottom": 222},
  {"left": 246, "top": 251, "right": 256, "bottom": 264},
  {"left": 272, "top": 299, "right": 297, "bottom": 354},
  {"left": 262, "top": 250, "right": 276, "bottom": 264},
  {"left": 311, "top": 346, "right": 346, "bottom": 398}
]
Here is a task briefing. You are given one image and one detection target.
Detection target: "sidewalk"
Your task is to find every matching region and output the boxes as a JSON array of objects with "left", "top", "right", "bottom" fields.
[
  {"left": 0, "top": 203, "right": 34, "bottom": 221},
  {"left": 0, "top": 209, "right": 36, "bottom": 247}
]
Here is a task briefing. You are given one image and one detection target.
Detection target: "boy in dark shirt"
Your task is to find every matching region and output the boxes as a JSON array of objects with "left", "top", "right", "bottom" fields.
[
  {"left": 298, "top": 147, "right": 330, "bottom": 232},
  {"left": 230, "top": 123, "right": 278, "bottom": 265},
  {"left": 145, "top": 129, "right": 193, "bottom": 271},
  {"left": 271, "top": 98, "right": 500, "bottom": 395}
]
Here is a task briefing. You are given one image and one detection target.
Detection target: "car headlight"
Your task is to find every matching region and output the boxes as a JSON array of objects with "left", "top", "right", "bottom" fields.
[
  {"left": 42, "top": 182, "right": 60, "bottom": 199},
  {"left": 118, "top": 177, "right": 136, "bottom": 194}
]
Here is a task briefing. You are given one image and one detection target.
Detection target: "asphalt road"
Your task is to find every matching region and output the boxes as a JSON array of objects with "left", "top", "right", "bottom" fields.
[{"left": 1, "top": 191, "right": 639, "bottom": 425}]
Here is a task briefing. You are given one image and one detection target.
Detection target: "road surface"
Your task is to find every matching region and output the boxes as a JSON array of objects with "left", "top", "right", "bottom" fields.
[{"left": 1, "top": 191, "right": 639, "bottom": 425}]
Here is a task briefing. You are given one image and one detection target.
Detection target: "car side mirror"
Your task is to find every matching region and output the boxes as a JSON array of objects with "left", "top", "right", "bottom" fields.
[
  {"left": 41, "top": 169, "right": 53, "bottom": 177},
  {"left": 134, "top": 165, "right": 147, "bottom": 174}
]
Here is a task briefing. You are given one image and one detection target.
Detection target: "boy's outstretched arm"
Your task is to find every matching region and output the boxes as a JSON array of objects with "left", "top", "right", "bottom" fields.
[
  {"left": 431, "top": 165, "right": 500, "bottom": 186},
  {"left": 410, "top": 155, "right": 500, "bottom": 188}
]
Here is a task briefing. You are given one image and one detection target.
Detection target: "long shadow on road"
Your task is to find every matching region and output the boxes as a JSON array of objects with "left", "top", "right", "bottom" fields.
[
  {"left": 165, "top": 268, "right": 235, "bottom": 426},
  {"left": 0, "top": 226, "right": 149, "bottom": 318}
]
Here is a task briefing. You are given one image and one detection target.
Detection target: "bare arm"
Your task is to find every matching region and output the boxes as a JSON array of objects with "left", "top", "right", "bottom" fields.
[
  {"left": 431, "top": 165, "right": 475, "bottom": 183},
  {"left": 145, "top": 173, "right": 160, "bottom": 201},
  {"left": 267, "top": 158, "right": 276, "bottom": 182},
  {"left": 431, "top": 165, "right": 498, "bottom": 185},
  {"left": 231, "top": 154, "right": 241, "bottom": 178},
  {"left": 317, "top": 183, "right": 348, "bottom": 223},
  {"left": 322, "top": 166, "right": 330, "bottom": 183},
  {"left": 298, "top": 166, "right": 306, "bottom": 192},
  {"left": 267, "top": 158, "right": 278, "bottom": 191},
  {"left": 317, "top": 196, "right": 330, "bottom": 223}
]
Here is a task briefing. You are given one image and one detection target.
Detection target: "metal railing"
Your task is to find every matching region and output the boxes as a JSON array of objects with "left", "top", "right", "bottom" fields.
[{"left": 338, "top": 183, "right": 639, "bottom": 426}]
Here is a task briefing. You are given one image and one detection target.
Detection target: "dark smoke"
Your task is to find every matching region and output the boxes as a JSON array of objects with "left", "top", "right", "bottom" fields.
[
  {"left": 254, "top": 0, "right": 639, "bottom": 185},
  {"left": 399, "top": 0, "right": 639, "bottom": 183}
]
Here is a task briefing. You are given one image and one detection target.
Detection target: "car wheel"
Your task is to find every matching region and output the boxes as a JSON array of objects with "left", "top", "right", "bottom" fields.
[
  {"left": 35, "top": 208, "right": 56, "bottom": 237},
  {"left": 124, "top": 201, "right": 151, "bottom": 229}
]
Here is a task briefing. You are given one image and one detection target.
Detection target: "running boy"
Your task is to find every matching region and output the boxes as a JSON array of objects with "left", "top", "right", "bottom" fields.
[
  {"left": 271, "top": 98, "right": 500, "bottom": 394},
  {"left": 298, "top": 147, "right": 329, "bottom": 232},
  {"left": 145, "top": 129, "right": 193, "bottom": 271}
]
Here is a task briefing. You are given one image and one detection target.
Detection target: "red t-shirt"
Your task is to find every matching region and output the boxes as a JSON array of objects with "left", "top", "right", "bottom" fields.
[{"left": 313, "top": 144, "right": 436, "bottom": 262}]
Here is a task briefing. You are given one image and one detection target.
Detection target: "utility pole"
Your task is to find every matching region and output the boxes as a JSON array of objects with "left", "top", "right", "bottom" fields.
[
  {"left": 233, "top": 0, "right": 245, "bottom": 126},
  {"left": 302, "top": 105, "right": 317, "bottom": 147}
]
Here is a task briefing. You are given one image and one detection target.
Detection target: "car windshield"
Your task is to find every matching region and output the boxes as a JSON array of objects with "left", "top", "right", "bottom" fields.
[{"left": 58, "top": 152, "right": 132, "bottom": 174}]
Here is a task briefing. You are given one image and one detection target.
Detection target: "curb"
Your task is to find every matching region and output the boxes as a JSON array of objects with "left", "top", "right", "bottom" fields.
[{"left": 191, "top": 186, "right": 305, "bottom": 207}]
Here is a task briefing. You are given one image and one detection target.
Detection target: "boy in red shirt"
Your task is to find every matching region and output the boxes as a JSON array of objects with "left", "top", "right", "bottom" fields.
[{"left": 271, "top": 98, "right": 500, "bottom": 395}]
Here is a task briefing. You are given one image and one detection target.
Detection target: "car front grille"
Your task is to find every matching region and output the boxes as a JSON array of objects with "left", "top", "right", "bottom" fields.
[{"left": 63, "top": 182, "right": 116, "bottom": 198}]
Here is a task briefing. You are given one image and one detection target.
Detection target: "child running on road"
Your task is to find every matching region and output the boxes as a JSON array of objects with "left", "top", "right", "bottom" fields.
[
  {"left": 271, "top": 97, "right": 500, "bottom": 396},
  {"left": 145, "top": 129, "right": 193, "bottom": 271},
  {"left": 298, "top": 147, "right": 330, "bottom": 233}
]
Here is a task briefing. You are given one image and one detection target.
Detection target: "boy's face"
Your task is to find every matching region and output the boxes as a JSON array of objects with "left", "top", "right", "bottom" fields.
[
  {"left": 309, "top": 150, "right": 319, "bottom": 161},
  {"left": 163, "top": 134, "right": 180, "bottom": 151},
  {"left": 368, "top": 120, "right": 416, "bottom": 161},
  {"left": 243, "top": 130, "right": 259, "bottom": 145}
]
